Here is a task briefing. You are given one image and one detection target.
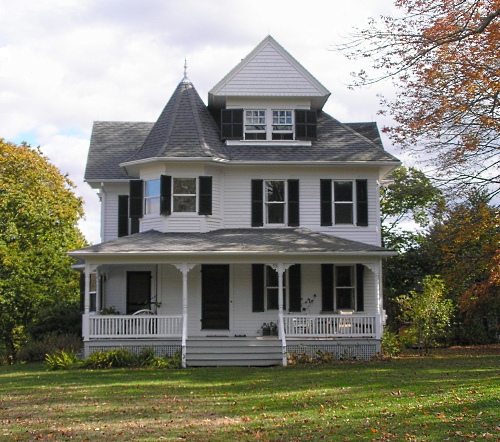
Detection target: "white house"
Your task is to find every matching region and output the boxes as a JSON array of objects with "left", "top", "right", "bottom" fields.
[{"left": 69, "top": 36, "right": 400, "bottom": 367}]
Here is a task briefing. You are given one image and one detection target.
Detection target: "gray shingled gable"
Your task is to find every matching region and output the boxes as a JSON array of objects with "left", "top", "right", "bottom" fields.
[
  {"left": 69, "top": 228, "right": 393, "bottom": 256},
  {"left": 124, "top": 81, "right": 228, "bottom": 163}
]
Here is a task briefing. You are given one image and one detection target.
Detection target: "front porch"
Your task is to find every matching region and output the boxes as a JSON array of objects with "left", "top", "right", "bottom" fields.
[{"left": 82, "top": 312, "right": 381, "bottom": 365}]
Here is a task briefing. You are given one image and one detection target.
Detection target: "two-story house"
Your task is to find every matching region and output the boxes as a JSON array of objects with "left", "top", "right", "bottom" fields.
[{"left": 69, "top": 36, "right": 400, "bottom": 367}]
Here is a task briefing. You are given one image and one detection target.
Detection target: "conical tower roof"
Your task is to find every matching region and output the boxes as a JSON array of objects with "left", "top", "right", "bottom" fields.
[{"left": 124, "top": 79, "right": 227, "bottom": 164}]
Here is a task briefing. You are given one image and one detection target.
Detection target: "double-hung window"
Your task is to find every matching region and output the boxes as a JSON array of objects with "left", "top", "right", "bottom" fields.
[
  {"left": 173, "top": 178, "right": 197, "bottom": 212},
  {"left": 145, "top": 179, "right": 161, "bottom": 215},
  {"left": 265, "top": 180, "right": 286, "bottom": 225},
  {"left": 334, "top": 181, "right": 354, "bottom": 224},
  {"left": 272, "top": 110, "right": 293, "bottom": 140},
  {"left": 335, "top": 266, "right": 355, "bottom": 310},
  {"left": 245, "top": 110, "right": 266, "bottom": 140},
  {"left": 320, "top": 179, "right": 368, "bottom": 227}
]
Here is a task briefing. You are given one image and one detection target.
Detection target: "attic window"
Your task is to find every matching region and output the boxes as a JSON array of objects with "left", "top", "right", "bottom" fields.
[
  {"left": 245, "top": 110, "right": 266, "bottom": 140},
  {"left": 272, "top": 110, "right": 293, "bottom": 140}
]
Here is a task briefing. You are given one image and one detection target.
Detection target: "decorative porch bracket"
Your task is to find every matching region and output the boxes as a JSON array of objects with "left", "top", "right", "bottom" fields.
[
  {"left": 361, "top": 262, "right": 382, "bottom": 340},
  {"left": 173, "top": 263, "right": 195, "bottom": 368},
  {"left": 270, "top": 263, "right": 293, "bottom": 366}
]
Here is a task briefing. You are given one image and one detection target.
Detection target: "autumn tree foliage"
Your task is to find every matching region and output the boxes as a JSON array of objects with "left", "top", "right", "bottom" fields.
[
  {"left": 0, "top": 139, "right": 86, "bottom": 363},
  {"left": 340, "top": 0, "right": 500, "bottom": 194},
  {"left": 460, "top": 250, "right": 500, "bottom": 341}
]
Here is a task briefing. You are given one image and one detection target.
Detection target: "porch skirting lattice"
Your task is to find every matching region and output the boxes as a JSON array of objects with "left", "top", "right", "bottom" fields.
[
  {"left": 286, "top": 339, "right": 379, "bottom": 361},
  {"left": 84, "top": 340, "right": 182, "bottom": 358}
]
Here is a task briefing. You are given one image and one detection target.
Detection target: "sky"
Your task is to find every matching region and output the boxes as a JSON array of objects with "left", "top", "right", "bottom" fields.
[{"left": 0, "top": 0, "right": 405, "bottom": 245}]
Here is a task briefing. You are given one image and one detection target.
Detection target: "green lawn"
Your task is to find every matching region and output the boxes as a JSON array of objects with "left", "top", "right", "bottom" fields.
[{"left": 0, "top": 351, "right": 499, "bottom": 441}]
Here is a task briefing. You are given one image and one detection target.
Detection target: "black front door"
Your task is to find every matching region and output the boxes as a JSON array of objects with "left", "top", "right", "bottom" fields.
[
  {"left": 127, "top": 271, "right": 151, "bottom": 314},
  {"left": 201, "top": 265, "right": 230, "bottom": 330}
]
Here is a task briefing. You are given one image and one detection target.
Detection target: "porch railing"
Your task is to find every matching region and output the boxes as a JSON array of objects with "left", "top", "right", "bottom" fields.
[
  {"left": 282, "top": 315, "right": 376, "bottom": 338},
  {"left": 88, "top": 315, "right": 183, "bottom": 339}
]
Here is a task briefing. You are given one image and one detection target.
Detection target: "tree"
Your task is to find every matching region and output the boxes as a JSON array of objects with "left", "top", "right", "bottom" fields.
[
  {"left": 396, "top": 275, "right": 454, "bottom": 354},
  {"left": 0, "top": 139, "right": 86, "bottom": 363},
  {"left": 460, "top": 249, "right": 500, "bottom": 342},
  {"left": 380, "top": 166, "right": 444, "bottom": 330},
  {"left": 423, "top": 188, "right": 500, "bottom": 299},
  {"left": 381, "top": 166, "right": 444, "bottom": 250},
  {"left": 339, "top": 0, "right": 500, "bottom": 194}
]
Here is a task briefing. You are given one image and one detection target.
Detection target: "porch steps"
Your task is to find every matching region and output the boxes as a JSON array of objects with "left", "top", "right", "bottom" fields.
[{"left": 186, "top": 337, "right": 283, "bottom": 367}]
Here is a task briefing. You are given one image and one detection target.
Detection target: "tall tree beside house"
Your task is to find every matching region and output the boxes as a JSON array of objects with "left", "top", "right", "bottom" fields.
[
  {"left": 380, "top": 166, "right": 444, "bottom": 330},
  {"left": 421, "top": 189, "right": 500, "bottom": 343},
  {"left": 0, "top": 139, "right": 86, "bottom": 363},
  {"left": 339, "top": 0, "right": 500, "bottom": 195}
]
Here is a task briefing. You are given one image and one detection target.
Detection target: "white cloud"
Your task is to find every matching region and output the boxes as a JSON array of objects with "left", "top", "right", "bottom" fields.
[{"left": 0, "top": 0, "right": 403, "bottom": 244}]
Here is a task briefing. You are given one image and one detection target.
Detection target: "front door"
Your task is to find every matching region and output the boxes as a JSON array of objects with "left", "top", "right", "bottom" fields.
[
  {"left": 201, "top": 265, "right": 230, "bottom": 330},
  {"left": 127, "top": 271, "right": 151, "bottom": 314}
]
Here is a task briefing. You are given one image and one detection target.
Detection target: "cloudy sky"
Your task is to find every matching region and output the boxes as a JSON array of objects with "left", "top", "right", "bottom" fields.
[{"left": 1, "top": 0, "right": 404, "bottom": 244}]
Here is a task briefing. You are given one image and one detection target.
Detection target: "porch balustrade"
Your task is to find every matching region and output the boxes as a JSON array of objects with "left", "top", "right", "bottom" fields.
[
  {"left": 88, "top": 315, "right": 182, "bottom": 339},
  {"left": 282, "top": 314, "right": 376, "bottom": 338}
]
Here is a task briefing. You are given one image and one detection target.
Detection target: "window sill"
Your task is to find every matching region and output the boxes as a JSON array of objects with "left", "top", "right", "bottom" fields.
[{"left": 226, "top": 140, "right": 312, "bottom": 147}]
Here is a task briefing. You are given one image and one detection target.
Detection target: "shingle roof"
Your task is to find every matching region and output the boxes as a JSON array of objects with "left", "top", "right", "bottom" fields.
[
  {"left": 227, "top": 112, "right": 395, "bottom": 162},
  {"left": 85, "top": 121, "right": 153, "bottom": 181},
  {"left": 69, "top": 228, "right": 394, "bottom": 257},
  {"left": 123, "top": 81, "right": 228, "bottom": 163}
]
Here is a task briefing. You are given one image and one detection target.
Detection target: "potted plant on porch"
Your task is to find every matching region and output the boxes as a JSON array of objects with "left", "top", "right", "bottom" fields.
[{"left": 260, "top": 322, "right": 278, "bottom": 336}]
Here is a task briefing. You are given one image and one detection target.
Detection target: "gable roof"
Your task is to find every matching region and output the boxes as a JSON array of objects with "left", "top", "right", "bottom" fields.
[
  {"left": 69, "top": 228, "right": 395, "bottom": 261},
  {"left": 209, "top": 35, "right": 330, "bottom": 110}
]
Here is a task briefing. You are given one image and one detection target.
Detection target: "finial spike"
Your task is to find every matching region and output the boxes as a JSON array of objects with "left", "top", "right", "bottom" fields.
[{"left": 182, "top": 57, "right": 190, "bottom": 83}]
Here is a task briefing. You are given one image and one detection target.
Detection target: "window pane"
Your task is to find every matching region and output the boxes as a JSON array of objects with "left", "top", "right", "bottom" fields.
[
  {"left": 146, "top": 197, "right": 160, "bottom": 215},
  {"left": 334, "top": 181, "right": 353, "bottom": 202},
  {"left": 267, "top": 288, "right": 279, "bottom": 310},
  {"left": 173, "top": 178, "right": 196, "bottom": 194},
  {"left": 145, "top": 179, "right": 160, "bottom": 197},
  {"left": 267, "top": 204, "right": 285, "bottom": 224},
  {"left": 173, "top": 196, "right": 196, "bottom": 212},
  {"left": 336, "top": 266, "right": 353, "bottom": 286},
  {"left": 335, "top": 203, "right": 353, "bottom": 224},
  {"left": 265, "top": 181, "right": 285, "bottom": 202},
  {"left": 266, "top": 266, "right": 278, "bottom": 287},
  {"left": 337, "top": 288, "right": 354, "bottom": 309}
]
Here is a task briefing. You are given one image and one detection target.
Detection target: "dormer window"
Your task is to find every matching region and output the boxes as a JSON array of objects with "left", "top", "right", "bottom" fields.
[
  {"left": 245, "top": 110, "right": 266, "bottom": 140},
  {"left": 272, "top": 110, "right": 293, "bottom": 140},
  {"left": 221, "top": 109, "right": 317, "bottom": 142}
]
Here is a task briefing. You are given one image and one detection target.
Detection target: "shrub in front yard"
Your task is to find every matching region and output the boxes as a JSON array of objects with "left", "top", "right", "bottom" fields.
[
  {"left": 80, "top": 348, "right": 182, "bottom": 370},
  {"left": 18, "top": 333, "right": 82, "bottom": 362}
]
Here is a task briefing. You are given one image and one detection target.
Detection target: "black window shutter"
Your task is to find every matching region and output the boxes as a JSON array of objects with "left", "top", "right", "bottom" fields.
[
  {"left": 221, "top": 109, "right": 243, "bottom": 140},
  {"left": 320, "top": 179, "right": 332, "bottom": 226},
  {"left": 130, "top": 217, "right": 140, "bottom": 234},
  {"left": 321, "top": 264, "right": 334, "bottom": 311},
  {"left": 251, "top": 179, "right": 264, "bottom": 227},
  {"left": 356, "top": 179, "right": 368, "bottom": 226},
  {"left": 118, "top": 195, "right": 129, "bottom": 237},
  {"left": 129, "top": 180, "right": 144, "bottom": 218},
  {"left": 287, "top": 179, "right": 300, "bottom": 227},
  {"left": 79, "top": 272, "right": 85, "bottom": 312},
  {"left": 252, "top": 264, "right": 265, "bottom": 312},
  {"left": 295, "top": 110, "right": 317, "bottom": 140},
  {"left": 356, "top": 264, "right": 365, "bottom": 311},
  {"left": 160, "top": 175, "right": 171, "bottom": 216},
  {"left": 288, "top": 264, "right": 302, "bottom": 312},
  {"left": 198, "top": 176, "right": 212, "bottom": 215}
]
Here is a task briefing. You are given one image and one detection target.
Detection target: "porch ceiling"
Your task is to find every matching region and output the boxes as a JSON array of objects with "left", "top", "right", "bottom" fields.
[{"left": 68, "top": 228, "right": 396, "bottom": 264}]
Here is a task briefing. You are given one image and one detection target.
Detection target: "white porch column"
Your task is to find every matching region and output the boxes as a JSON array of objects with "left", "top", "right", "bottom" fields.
[
  {"left": 363, "top": 262, "right": 383, "bottom": 340},
  {"left": 82, "top": 263, "right": 97, "bottom": 342},
  {"left": 271, "top": 263, "right": 292, "bottom": 366},
  {"left": 174, "top": 263, "right": 195, "bottom": 368}
]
